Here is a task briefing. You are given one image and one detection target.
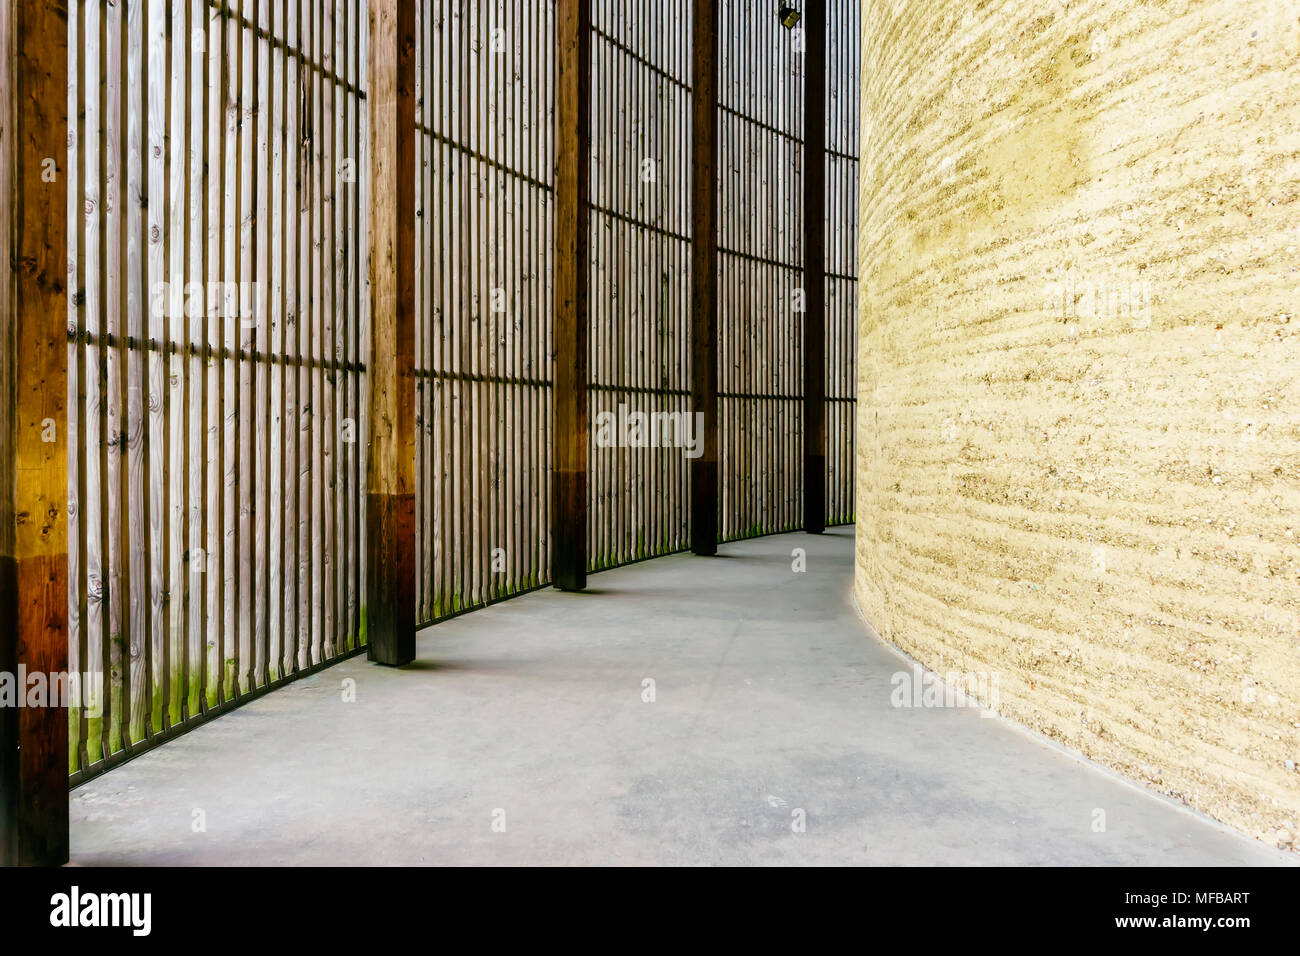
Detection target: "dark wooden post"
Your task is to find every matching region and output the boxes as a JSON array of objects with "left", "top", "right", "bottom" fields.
[
  {"left": 552, "top": 0, "right": 590, "bottom": 591},
  {"left": 0, "top": 0, "right": 70, "bottom": 866},
  {"left": 802, "top": 0, "right": 826, "bottom": 535},
  {"left": 690, "top": 0, "right": 719, "bottom": 556},
  {"left": 365, "top": 0, "right": 417, "bottom": 665}
]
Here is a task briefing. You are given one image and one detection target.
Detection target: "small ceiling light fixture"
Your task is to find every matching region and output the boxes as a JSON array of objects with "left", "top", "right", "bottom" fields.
[{"left": 778, "top": 5, "right": 801, "bottom": 28}]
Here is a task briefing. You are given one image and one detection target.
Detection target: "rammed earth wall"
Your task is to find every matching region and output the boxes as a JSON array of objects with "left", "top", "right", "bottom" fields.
[{"left": 853, "top": 0, "right": 1300, "bottom": 846}]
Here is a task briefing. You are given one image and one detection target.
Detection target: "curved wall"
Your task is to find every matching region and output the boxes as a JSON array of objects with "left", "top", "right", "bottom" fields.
[{"left": 855, "top": 0, "right": 1300, "bottom": 845}]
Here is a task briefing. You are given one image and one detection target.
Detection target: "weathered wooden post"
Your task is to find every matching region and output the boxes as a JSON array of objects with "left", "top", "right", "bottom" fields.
[
  {"left": 802, "top": 0, "right": 826, "bottom": 535},
  {"left": 0, "top": 0, "right": 70, "bottom": 866},
  {"left": 366, "top": 0, "right": 417, "bottom": 664},
  {"left": 690, "top": 0, "right": 720, "bottom": 557}
]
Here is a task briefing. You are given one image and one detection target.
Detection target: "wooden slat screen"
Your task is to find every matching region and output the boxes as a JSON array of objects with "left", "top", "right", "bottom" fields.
[
  {"left": 587, "top": 0, "right": 693, "bottom": 569},
  {"left": 414, "top": 0, "right": 554, "bottom": 624},
  {"left": 67, "top": 0, "right": 369, "bottom": 783},
  {"left": 717, "top": 0, "right": 805, "bottom": 542},
  {"left": 825, "top": 0, "right": 858, "bottom": 527}
]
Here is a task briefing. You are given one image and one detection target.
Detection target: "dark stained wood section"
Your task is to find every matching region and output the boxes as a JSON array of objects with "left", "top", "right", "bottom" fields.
[
  {"left": 366, "top": 0, "right": 417, "bottom": 664},
  {"left": 0, "top": 0, "right": 70, "bottom": 866},
  {"left": 690, "top": 0, "right": 719, "bottom": 556},
  {"left": 802, "top": 0, "right": 826, "bottom": 535},
  {"left": 551, "top": 0, "right": 591, "bottom": 591}
]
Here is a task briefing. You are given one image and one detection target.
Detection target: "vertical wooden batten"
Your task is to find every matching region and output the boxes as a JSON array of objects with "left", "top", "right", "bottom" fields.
[
  {"left": 801, "top": 0, "right": 826, "bottom": 535},
  {"left": 0, "top": 0, "right": 70, "bottom": 866},
  {"left": 552, "top": 0, "right": 590, "bottom": 591},
  {"left": 689, "top": 0, "right": 719, "bottom": 556},
  {"left": 365, "top": 0, "right": 416, "bottom": 665}
]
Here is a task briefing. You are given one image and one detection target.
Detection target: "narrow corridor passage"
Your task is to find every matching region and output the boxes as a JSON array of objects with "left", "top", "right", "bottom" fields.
[{"left": 69, "top": 531, "right": 1288, "bottom": 866}]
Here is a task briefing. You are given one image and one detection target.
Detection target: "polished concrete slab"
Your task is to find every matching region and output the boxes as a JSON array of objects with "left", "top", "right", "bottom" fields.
[{"left": 70, "top": 529, "right": 1293, "bottom": 865}]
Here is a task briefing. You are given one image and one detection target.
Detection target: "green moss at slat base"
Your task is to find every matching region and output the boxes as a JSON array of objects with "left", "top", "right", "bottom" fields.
[
  {"left": 85, "top": 714, "right": 104, "bottom": 766},
  {"left": 108, "top": 676, "right": 123, "bottom": 754},
  {"left": 187, "top": 679, "right": 201, "bottom": 720},
  {"left": 67, "top": 711, "right": 80, "bottom": 774},
  {"left": 150, "top": 687, "right": 163, "bottom": 735},
  {"left": 169, "top": 671, "right": 184, "bottom": 727}
]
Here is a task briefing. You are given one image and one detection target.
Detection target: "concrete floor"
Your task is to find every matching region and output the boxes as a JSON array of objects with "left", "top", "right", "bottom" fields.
[{"left": 70, "top": 529, "right": 1293, "bottom": 865}]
